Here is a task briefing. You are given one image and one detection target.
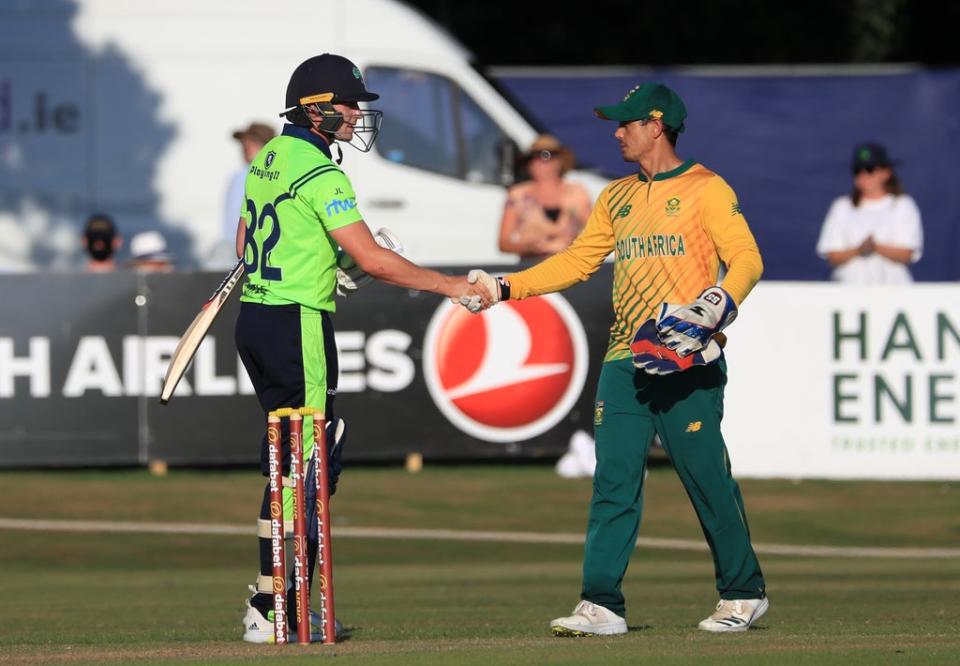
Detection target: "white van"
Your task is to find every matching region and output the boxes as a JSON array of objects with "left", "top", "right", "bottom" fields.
[{"left": 0, "top": 0, "right": 606, "bottom": 271}]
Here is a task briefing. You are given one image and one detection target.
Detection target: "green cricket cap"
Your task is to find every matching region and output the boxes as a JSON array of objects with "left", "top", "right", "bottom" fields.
[{"left": 594, "top": 82, "right": 687, "bottom": 132}]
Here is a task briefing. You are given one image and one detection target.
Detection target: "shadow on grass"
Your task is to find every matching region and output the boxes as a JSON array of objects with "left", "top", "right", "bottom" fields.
[{"left": 628, "top": 625, "right": 653, "bottom": 632}]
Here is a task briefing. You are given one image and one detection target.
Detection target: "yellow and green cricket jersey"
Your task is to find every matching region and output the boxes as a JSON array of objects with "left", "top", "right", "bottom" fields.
[
  {"left": 239, "top": 125, "right": 363, "bottom": 311},
  {"left": 508, "top": 160, "right": 763, "bottom": 361}
]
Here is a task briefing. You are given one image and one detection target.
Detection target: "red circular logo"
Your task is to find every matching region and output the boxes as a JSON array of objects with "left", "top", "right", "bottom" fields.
[{"left": 423, "top": 295, "right": 588, "bottom": 442}]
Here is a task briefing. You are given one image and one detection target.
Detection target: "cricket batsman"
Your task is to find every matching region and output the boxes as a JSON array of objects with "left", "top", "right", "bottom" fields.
[
  {"left": 236, "top": 53, "right": 489, "bottom": 642},
  {"left": 468, "top": 82, "right": 769, "bottom": 635}
]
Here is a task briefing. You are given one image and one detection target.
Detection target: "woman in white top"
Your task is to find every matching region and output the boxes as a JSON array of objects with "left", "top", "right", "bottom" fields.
[{"left": 816, "top": 142, "right": 923, "bottom": 284}]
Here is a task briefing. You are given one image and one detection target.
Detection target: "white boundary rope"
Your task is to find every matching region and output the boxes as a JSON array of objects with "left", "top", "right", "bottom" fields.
[{"left": 1, "top": 517, "right": 958, "bottom": 560}]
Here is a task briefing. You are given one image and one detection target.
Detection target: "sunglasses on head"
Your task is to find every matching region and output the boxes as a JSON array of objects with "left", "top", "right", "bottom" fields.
[{"left": 531, "top": 149, "right": 553, "bottom": 161}]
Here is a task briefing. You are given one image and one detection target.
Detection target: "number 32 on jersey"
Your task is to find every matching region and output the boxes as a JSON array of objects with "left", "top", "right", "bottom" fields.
[{"left": 243, "top": 195, "right": 289, "bottom": 281}]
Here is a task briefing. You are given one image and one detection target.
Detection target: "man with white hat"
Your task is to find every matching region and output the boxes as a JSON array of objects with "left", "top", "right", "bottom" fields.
[{"left": 128, "top": 230, "right": 173, "bottom": 272}]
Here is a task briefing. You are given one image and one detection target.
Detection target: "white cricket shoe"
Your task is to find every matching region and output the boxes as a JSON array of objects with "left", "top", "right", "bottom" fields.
[
  {"left": 550, "top": 600, "right": 627, "bottom": 636},
  {"left": 698, "top": 597, "right": 769, "bottom": 633},
  {"left": 241, "top": 601, "right": 277, "bottom": 643},
  {"left": 242, "top": 600, "right": 344, "bottom": 643}
]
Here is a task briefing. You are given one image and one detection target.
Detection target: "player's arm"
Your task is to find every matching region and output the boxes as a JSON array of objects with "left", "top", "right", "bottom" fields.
[
  {"left": 330, "top": 221, "right": 483, "bottom": 302},
  {"left": 700, "top": 176, "right": 763, "bottom": 306},
  {"left": 500, "top": 196, "right": 615, "bottom": 300},
  {"left": 235, "top": 216, "right": 246, "bottom": 259},
  {"left": 308, "top": 168, "right": 485, "bottom": 304},
  {"left": 655, "top": 177, "right": 762, "bottom": 357}
]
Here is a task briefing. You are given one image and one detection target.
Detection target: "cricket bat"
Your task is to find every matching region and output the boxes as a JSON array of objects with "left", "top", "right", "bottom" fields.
[{"left": 159, "top": 260, "right": 245, "bottom": 404}]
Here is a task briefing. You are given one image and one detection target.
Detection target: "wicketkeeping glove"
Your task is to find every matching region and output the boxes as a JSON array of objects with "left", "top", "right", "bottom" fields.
[
  {"left": 655, "top": 286, "right": 738, "bottom": 357},
  {"left": 630, "top": 318, "right": 723, "bottom": 375},
  {"left": 335, "top": 228, "right": 403, "bottom": 297}
]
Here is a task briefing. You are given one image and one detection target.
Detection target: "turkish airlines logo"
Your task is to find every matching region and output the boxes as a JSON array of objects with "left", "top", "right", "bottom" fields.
[{"left": 423, "top": 295, "right": 588, "bottom": 443}]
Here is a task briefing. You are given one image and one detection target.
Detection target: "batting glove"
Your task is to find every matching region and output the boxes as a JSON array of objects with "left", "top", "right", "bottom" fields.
[
  {"left": 335, "top": 228, "right": 403, "bottom": 297},
  {"left": 452, "top": 269, "right": 509, "bottom": 313},
  {"left": 655, "top": 287, "right": 737, "bottom": 357},
  {"left": 630, "top": 318, "right": 723, "bottom": 375}
]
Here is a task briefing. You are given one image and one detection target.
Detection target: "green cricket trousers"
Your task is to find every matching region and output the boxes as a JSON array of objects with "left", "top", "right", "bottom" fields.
[{"left": 583, "top": 358, "right": 765, "bottom": 618}]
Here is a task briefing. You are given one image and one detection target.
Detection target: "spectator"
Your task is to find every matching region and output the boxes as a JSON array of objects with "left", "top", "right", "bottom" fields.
[
  {"left": 497, "top": 137, "right": 596, "bottom": 477},
  {"left": 498, "top": 134, "right": 592, "bottom": 262},
  {"left": 82, "top": 213, "right": 121, "bottom": 272},
  {"left": 224, "top": 122, "right": 276, "bottom": 243},
  {"left": 816, "top": 142, "right": 923, "bottom": 283},
  {"left": 128, "top": 230, "right": 174, "bottom": 272}
]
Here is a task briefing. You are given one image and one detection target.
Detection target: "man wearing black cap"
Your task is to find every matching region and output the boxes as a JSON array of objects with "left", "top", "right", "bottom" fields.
[
  {"left": 466, "top": 82, "right": 769, "bottom": 635},
  {"left": 235, "top": 53, "right": 489, "bottom": 643},
  {"left": 81, "top": 213, "right": 121, "bottom": 271},
  {"left": 816, "top": 142, "right": 923, "bottom": 283}
]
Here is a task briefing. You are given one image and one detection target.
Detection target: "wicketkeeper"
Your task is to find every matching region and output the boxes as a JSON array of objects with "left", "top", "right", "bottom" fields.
[{"left": 468, "top": 82, "right": 769, "bottom": 635}]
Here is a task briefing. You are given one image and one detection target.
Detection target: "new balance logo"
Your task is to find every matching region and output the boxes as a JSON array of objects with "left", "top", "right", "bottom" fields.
[
  {"left": 686, "top": 421, "right": 702, "bottom": 432},
  {"left": 703, "top": 292, "right": 722, "bottom": 306}
]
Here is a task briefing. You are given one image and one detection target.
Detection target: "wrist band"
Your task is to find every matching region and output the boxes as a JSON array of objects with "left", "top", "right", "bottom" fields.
[{"left": 496, "top": 277, "right": 510, "bottom": 301}]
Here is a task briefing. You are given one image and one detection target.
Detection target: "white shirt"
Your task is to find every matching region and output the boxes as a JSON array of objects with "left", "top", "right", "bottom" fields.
[
  {"left": 816, "top": 194, "right": 923, "bottom": 284},
  {"left": 223, "top": 165, "right": 249, "bottom": 242}
]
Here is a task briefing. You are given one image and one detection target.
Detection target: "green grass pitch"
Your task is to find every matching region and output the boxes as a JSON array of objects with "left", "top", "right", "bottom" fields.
[{"left": 0, "top": 465, "right": 958, "bottom": 664}]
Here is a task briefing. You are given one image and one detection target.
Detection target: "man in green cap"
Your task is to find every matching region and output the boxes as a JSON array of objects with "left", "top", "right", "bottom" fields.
[{"left": 463, "top": 82, "right": 768, "bottom": 635}]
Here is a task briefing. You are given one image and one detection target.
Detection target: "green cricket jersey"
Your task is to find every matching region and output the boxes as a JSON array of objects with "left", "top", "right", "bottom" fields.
[{"left": 239, "top": 124, "right": 363, "bottom": 311}]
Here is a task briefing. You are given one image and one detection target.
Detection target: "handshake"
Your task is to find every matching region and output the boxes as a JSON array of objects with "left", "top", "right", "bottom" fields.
[
  {"left": 335, "top": 229, "right": 505, "bottom": 313},
  {"left": 449, "top": 269, "right": 506, "bottom": 313}
]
